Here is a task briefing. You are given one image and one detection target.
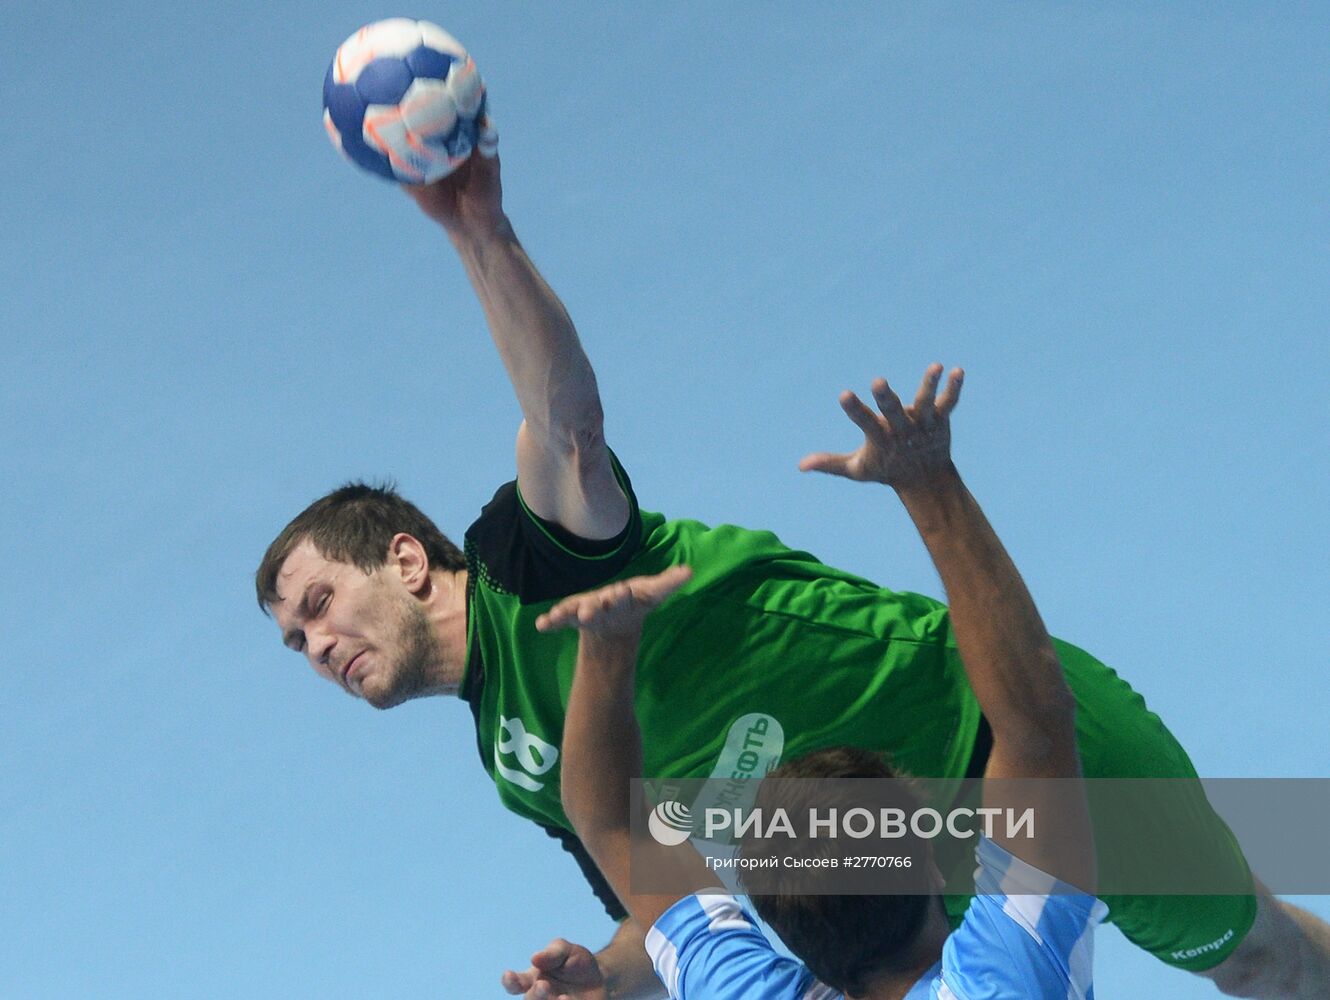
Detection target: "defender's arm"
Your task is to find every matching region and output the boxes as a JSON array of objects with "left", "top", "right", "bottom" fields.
[
  {"left": 804, "top": 366, "right": 1093, "bottom": 889},
  {"left": 897, "top": 469, "right": 1092, "bottom": 888},
  {"left": 538, "top": 568, "right": 712, "bottom": 934}
]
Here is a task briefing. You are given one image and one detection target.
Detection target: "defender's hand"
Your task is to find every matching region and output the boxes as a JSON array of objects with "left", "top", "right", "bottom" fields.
[
  {"left": 800, "top": 363, "right": 964, "bottom": 490},
  {"left": 501, "top": 938, "right": 609, "bottom": 1000},
  {"left": 403, "top": 118, "right": 505, "bottom": 236},
  {"left": 536, "top": 566, "right": 693, "bottom": 638}
]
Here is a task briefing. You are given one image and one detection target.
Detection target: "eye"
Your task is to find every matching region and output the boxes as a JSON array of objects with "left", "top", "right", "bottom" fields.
[{"left": 316, "top": 592, "right": 331, "bottom": 614}]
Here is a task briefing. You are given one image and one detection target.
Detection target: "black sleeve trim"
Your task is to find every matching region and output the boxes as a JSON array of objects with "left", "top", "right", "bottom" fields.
[
  {"left": 462, "top": 451, "right": 644, "bottom": 604},
  {"left": 540, "top": 823, "right": 628, "bottom": 921},
  {"left": 527, "top": 503, "right": 632, "bottom": 558}
]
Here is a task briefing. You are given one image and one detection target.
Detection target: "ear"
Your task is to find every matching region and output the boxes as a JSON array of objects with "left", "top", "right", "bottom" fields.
[{"left": 386, "top": 533, "right": 431, "bottom": 593}]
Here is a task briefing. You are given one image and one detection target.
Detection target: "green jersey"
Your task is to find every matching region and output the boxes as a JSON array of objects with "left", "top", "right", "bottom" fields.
[
  {"left": 462, "top": 456, "right": 980, "bottom": 828},
  {"left": 460, "top": 454, "right": 1256, "bottom": 971}
]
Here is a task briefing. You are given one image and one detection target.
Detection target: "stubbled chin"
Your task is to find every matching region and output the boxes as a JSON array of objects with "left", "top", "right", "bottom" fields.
[{"left": 361, "top": 676, "right": 404, "bottom": 711}]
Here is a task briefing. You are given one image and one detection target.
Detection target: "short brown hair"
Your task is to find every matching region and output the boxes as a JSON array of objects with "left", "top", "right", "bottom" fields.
[
  {"left": 255, "top": 482, "right": 466, "bottom": 613},
  {"left": 740, "top": 747, "right": 933, "bottom": 997}
]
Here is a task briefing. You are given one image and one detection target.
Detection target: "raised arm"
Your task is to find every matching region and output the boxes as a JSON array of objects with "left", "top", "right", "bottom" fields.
[
  {"left": 406, "top": 147, "right": 628, "bottom": 540},
  {"left": 535, "top": 565, "right": 713, "bottom": 934},
  {"left": 803, "top": 364, "right": 1094, "bottom": 890}
]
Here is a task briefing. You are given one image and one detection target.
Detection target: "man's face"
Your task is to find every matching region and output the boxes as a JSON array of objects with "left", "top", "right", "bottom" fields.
[{"left": 271, "top": 539, "right": 440, "bottom": 710}]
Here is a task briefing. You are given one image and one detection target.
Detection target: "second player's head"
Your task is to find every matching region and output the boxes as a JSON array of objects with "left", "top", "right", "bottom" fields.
[
  {"left": 255, "top": 483, "right": 467, "bottom": 708},
  {"left": 740, "top": 746, "right": 944, "bottom": 998}
]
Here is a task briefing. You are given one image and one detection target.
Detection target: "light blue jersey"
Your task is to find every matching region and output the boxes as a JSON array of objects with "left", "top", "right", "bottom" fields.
[{"left": 645, "top": 838, "right": 1107, "bottom": 1000}]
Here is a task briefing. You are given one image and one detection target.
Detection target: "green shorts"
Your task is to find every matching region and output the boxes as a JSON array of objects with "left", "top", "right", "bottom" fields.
[{"left": 942, "top": 638, "right": 1256, "bottom": 972}]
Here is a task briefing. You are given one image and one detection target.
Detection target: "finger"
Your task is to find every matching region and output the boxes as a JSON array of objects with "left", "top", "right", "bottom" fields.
[
  {"left": 657, "top": 563, "right": 694, "bottom": 593},
  {"left": 536, "top": 599, "right": 580, "bottom": 632},
  {"left": 579, "top": 587, "right": 628, "bottom": 623},
  {"left": 627, "top": 565, "right": 693, "bottom": 605},
  {"left": 908, "top": 364, "right": 944, "bottom": 424},
  {"left": 867, "top": 380, "right": 909, "bottom": 431},
  {"left": 477, "top": 111, "right": 500, "bottom": 158},
  {"left": 500, "top": 968, "right": 534, "bottom": 993},
  {"left": 935, "top": 367, "right": 964, "bottom": 417},
  {"left": 798, "top": 451, "right": 854, "bottom": 477},
  {"left": 838, "top": 390, "right": 890, "bottom": 439},
  {"left": 631, "top": 565, "right": 692, "bottom": 600},
  {"left": 531, "top": 939, "right": 573, "bottom": 971}
]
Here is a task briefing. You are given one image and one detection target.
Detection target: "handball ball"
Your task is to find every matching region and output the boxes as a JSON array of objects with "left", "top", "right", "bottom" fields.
[{"left": 322, "top": 18, "right": 488, "bottom": 184}]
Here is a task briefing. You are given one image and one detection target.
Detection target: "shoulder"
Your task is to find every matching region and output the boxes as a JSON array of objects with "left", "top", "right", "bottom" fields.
[
  {"left": 646, "top": 892, "right": 828, "bottom": 1000},
  {"left": 463, "top": 452, "right": 645, "bottom": 602},
  {"left": 941, "top": 839, "right": 1107, "bottom": 1000},
  {"left": 969, "top": 837, "right": 1108, "bottom": 937}
]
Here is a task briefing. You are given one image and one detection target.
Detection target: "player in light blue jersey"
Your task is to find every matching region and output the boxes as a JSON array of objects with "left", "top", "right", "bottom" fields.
[
  {"left": 646, "top": 826, "right": 1103, "bottom": 1000},
  {"left": 502, "top": 364, "right": 1106, "bottom": 1000}
]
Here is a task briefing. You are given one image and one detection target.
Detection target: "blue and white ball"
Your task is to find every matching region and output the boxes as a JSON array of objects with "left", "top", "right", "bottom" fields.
[{"left": 322, "top": 18, "right": 488, "bottom": 184}]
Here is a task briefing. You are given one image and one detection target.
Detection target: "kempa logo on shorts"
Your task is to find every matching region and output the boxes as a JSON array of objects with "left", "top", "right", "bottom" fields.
[
  {"left": 1172, "top": 928, "right": 1235, "bottom": 961},
  {"left": 648, "top": 800, "right": 694, "bottom": 846}
]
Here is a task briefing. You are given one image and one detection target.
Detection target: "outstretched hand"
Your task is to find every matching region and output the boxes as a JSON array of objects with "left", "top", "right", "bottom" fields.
[
  {"left": 403, "top": 116, "right": 505, "bottom": 235},
  {"left": 536, "top": 566, "right": 693, "bottom": 638},
  {"left": 800, "top": 363, "right": 964, "bottom": 490},
  {"left": 501, "top": 938, "right": 607, "bottom": 1000}
]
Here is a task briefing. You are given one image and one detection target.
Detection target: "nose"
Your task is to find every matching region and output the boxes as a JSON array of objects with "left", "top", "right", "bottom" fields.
[{"left": 307, "top": 625, "right": 338, "bottom": 678}]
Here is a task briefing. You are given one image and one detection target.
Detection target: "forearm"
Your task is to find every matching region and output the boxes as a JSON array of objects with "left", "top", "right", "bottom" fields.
[
  {"left": 450, "top": 221, "right": 604, "bottom": 439},
  {"left": 562, "top": 631, "right": 642, "bottom": 844},
  {"left": 564, "top": 636, "right": 668, "bottom": 1000},
  {"left": 896, "top": 468, "right": 1075, "bottom": 748},
  {"left": 596, "top": 919, "right": 667, "bottom": 1000}
]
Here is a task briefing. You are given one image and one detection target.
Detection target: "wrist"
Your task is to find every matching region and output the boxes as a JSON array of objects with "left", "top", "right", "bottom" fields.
[
  {"left": 894, "top": 464, "right": 968, "bottom": 531},
  {"left": 893, "top": 462, "right": 963, "bottom": 503},
  {"left": 578, "top": 629, "right": 642, "bottom": 668}
]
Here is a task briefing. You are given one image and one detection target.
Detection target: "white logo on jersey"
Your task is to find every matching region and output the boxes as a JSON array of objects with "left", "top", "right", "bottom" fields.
[
  {"left": 687, "top": 713, "right": 785, "bottom": 841},
  {"left": 494, "top": 714, "right": 559, "bottom": 792}
]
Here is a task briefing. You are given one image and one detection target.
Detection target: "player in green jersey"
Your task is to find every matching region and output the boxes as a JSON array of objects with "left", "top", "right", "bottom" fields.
[{"left": 257, "top": 146, "right": 1330, "bottom": 998}]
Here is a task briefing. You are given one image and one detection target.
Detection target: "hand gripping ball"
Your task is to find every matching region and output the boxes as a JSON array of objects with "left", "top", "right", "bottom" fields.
[{"left": 322, "top": 18, "right": 491, "bottom": 184}]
